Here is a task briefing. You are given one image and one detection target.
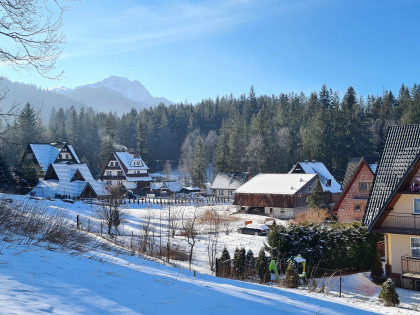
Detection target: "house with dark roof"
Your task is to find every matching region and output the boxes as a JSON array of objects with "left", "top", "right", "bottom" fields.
[
  {"left": 21, "top": 142, "right": 80, "bottom": 175},
  {"left": 289, "top": 161, "right": 341, "bottom": 205},
  {"left": 363, "top": 125, "right": 420, "bottom": 290},
  {"left": 333, "top": 156, "right": 378, "bottom": 223},
  {"left": 210, "top": 172, "right": 251, "bottom": 200},
  {"left": 233, "top": 173, "right": 318, "bottom": 219},
  {"left": 100, "top": 152, "right": 152, "bottom": 193}
]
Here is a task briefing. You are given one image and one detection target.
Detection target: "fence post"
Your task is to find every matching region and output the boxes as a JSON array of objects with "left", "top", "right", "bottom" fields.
[
  {"left": 76, "top": 215, "right": 79, "bottom": 229},
  {"left": 101, "top": 222, "right": 103, "bottom": 237},
  {"left": 339, "top": 270, "right": 342, "bottom": 297}
]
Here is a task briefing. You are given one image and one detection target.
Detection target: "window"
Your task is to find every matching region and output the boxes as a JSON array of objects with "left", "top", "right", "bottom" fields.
[
  {"left": 106, "top": 171, "right": 111, "bottom": 176},
  {"left": 228, "top": 190, "right": 233, "bottom": 195},
  {"left": 109, "top": 161, "right": 114, "bottom": 167},
  {"left": 360, "top": 182, "right": 370, "bottom": 192},
  {"left": 411, "top": 237, "right": 420, "bottom": 258},
  {"left": 414, "top": 198, "right": 420, "bottom": 214},
  {"left": 355, "top": 204, "right": 361, "bottom": 212},
  {"left": 219, "top": 190, "right": 224, "bottom": 195},
  {"left": 117, "top": 171, "right": 123, "bottom": 176},
  {"left": 308, "top": 185, "right": 312, "bottom": 192},
  {"left": 117, "top": 180, "right": 123, "bottom": 185}
]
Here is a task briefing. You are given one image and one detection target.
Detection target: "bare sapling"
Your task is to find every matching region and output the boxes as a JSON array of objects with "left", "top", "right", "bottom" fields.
[
  {"left": 206, "top": 208, "right": 220, "bottom": 272},
  {"left": 181, "top": 206, "right": 199, "bottom": 269}
]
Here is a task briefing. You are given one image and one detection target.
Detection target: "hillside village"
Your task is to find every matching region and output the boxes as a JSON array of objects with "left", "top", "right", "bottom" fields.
[
  {"left": 2, "top": 122, "right": 420, "bottom": 313},
  {"left": 2, "top": 1, "right": 420, "bottom": 314}
]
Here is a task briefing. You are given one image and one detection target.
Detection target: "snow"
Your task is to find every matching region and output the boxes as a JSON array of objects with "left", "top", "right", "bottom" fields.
[
  {"left": 235, "top": 173, "right": 317, "bottom": 195},
  {"left": 32, "top": 164, "right": 108, "bottom": 198},
  {"left": 30, "top": 144, "right": 60, "bottom": 173},
  {"left": 1, "top": 193, "right": 420, "bottom": 314}
]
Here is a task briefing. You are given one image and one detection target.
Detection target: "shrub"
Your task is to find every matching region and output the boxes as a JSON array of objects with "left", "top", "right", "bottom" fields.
[
  {"left": 379, "top": 278, "right": 400, "bottom": 307},
  {"left": 256, "top": 249, "right": 270, "bottom": 283},
  {"left": 293, "top": 208, "right": 330, "bottom": 224},
  {"left": 371, "top": 250, "right": 384, "bottom": 280},
  {"left": 233, "top": 247, "right": 246, "bottom": 279},
  {"left": 285, "top": 261, "right": 299, "bottom": 288}
]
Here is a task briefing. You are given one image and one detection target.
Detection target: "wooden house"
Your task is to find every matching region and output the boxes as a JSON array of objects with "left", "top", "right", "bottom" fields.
[
  {"left": 333, "top": 156, "right": 378, "bottom": 223},
  {"left": 100, "top": 152, "right": 151, "bottom": 193},
  {"left": 289, "top": 161, "right": 341, "bottom": 205},
  {"left": 210, "top": 172, "right": 250, "bottom": 200},
  {"left": 363, "top": 125, "right": 420, "bottom": 290},
  {"left": 233, "top": 173, "right": 318, "bottom": 219}
]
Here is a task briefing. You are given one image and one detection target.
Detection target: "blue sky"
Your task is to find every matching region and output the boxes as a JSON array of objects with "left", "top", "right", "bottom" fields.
[{"left": 1, "top": 0, "right": 420, "bottom": 103}]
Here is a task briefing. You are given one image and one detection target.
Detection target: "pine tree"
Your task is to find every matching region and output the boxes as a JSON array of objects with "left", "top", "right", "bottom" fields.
[
  {"left": 16, "top": 103, "right": 44, "bottom": 153},
  {"left": 192, "top": 138, "right": 207, "bottom": 188},
  {"left": 136, "top": 120, "right": 148, "bottom": 162},
  {"left": 0, "top": 155, "right": 12, "bottom": 185},
  {"left": 379, "top": 278, "right": 400, "bottom": 306},
  {"left": 219, "top": 247, "right": 231, "bottom": 278},
  {"left": 308, "top": 179, "right": 325, "bottom": 209}
]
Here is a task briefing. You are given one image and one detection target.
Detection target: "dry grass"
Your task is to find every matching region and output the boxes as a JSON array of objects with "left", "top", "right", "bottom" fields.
[
  {"left": 198, "top": 208, "right": 238, "bottom": 224},
  {"left": 292, "top": 208, "right": 330, "bottom": 224}
]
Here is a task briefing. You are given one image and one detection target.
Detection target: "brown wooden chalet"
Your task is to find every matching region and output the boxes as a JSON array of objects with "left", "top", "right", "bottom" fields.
[
  {"left": 234, "top": 173, "right": 317, "bottom": 219},
  {"left": 100, "top": 152, "right": 151, "bottom": 193},
  {"left": 363, "top": 125, "right": 420, "bottom": 290},
  {"left": 333, "top": 156, "right": 378, "bottom": 223}
]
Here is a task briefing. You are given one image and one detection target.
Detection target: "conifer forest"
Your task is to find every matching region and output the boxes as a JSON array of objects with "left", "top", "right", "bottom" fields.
[{"left": 5, "top": 83, "right": 420, "bottom": 185}]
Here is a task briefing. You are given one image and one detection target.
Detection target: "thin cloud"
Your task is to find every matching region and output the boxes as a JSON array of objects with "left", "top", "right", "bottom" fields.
[{"left": 62, "top": 0, "right": 291, "bottom": 59}]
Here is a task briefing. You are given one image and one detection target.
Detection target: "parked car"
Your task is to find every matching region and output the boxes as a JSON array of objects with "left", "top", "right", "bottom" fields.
[{"left": 238, "top": 223, "right": 270, "bottom": 236}]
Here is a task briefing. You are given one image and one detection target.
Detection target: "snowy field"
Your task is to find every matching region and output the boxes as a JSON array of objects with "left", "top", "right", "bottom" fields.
[{"left": 1, "top": 194, "right": 420, "bottom": 314}]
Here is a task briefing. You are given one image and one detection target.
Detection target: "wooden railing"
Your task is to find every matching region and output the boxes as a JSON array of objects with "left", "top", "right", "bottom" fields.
[
  {"left": 402, "top": 255, "right": 420, "bottom": 275},
  {"left": 374, "top": 214, "right": 420, "bottom": 234}
]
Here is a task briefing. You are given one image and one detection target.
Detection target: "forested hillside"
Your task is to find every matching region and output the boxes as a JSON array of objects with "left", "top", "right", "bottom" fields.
[{"left": 5, "top": 84, "right": 420, "bottom": 184}]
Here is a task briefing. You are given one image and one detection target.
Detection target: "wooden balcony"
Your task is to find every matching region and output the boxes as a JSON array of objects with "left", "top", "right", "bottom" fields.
[
  {"left": 372, "top": 213, "right": 420, "bottom": 235},
  {"left": 402, "top": 255, "right": 420, "bottom": 277}
]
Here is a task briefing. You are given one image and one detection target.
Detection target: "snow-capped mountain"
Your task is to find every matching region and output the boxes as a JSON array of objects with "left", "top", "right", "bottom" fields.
[
  {"left": 47, "top": 86, "right": 74, "bottom": 95},
  {"left": 79, "top": 76, "right": 172, "bottom": 106}
]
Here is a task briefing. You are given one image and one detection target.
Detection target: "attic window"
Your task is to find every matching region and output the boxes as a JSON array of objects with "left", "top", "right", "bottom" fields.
[{"left": 326, "top": 179, "right": 331, "bottom": 187}]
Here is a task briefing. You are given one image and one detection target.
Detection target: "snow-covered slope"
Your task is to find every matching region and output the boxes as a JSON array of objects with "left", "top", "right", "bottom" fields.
[{"left": 1, "top": 240, "right": 388, "bottom": 315}]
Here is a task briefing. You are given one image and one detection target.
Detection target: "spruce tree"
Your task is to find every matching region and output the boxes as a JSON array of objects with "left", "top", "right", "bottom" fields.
[
  {"left": 371, "top": 250, "right": 384, "bottom": 280},
  {"left": 192, "top": 138, "right": 207, "bottom": 188},
  {"left": 0, "top": 155, "right": 12, "bottom": 185},
  {"left": 285, "top": 261, "right": 299, "bottom": 288},
  {"left": 379, "top": 278, "right": 400, "bottom": 306},
  {"left": 136, "top": 120, "right": 148, "bottom": 162},
  {"left": 256, "top": 249, "right": 269, "bottom": 283},
  {"left": 308, "top": 179, "right": 325, "bottom": 209}
]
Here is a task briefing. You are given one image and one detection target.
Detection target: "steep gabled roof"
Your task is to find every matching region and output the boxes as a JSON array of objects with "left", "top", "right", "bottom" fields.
[
  {"left": 340, "top": 156, "right": 379, "bottom": 192},
  {"left": 211, "top": 172, "right": 250, "bottom": 190},
  {"left": 363, "top": 125, "right": 420, "bottom": 230},
  {"left": 64, "top": 144, "right": 81, "bottom": 163},
  {"left": 30, "top": 144, "right": 60, "bottom": 173},
  {"left": 114, "top": 152, "right": 149, "bottom": 171},
  {"left": 235, "top": 173, "right": 317, "bottom": 195},
  {"left": 289, "top": 161, "right": 341, "bottom": 193}
]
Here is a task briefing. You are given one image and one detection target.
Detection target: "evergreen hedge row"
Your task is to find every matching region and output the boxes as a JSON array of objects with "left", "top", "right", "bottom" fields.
[{"left": 266, "top": 222, "right": 382, "bottom": 273}]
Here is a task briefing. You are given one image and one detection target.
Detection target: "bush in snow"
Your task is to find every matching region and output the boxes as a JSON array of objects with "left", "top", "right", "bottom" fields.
[
  {"left": 285, "top": 261, "right": 299, "bottom": 288},
  {"left": 245, "top": 249, "right": 255, "bottom": 279},
  {"left": 379, "top": 278, "right": 400, "bottom": 307}
]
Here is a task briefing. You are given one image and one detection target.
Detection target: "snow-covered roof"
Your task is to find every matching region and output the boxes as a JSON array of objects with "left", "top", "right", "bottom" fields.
[
  {"left": 32, "top": 163, "right": 108, "bottom": 198},
  {"left": 66, "top": 145, "right": 80, "bottom": 163},
  {"left": 115, "top": 152, "right": 148, "bottom": 171},
  {"left": 125, "top": 176, "right": 152, "bottom": 182},
  {"left": 30, "top": 144, "right": 60, "bottom": 173},
  {"left": 211, "top": 172, "right": 249, "bottom": 190},
  {"left": 235, "top": 174, "right": 317, "bottom": 195},
  {"left": 290, "top": 162, "right": 341, "bottom": 193},
  {"left": 151, "top": 181, "right": 182, "bottom": 192}
]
